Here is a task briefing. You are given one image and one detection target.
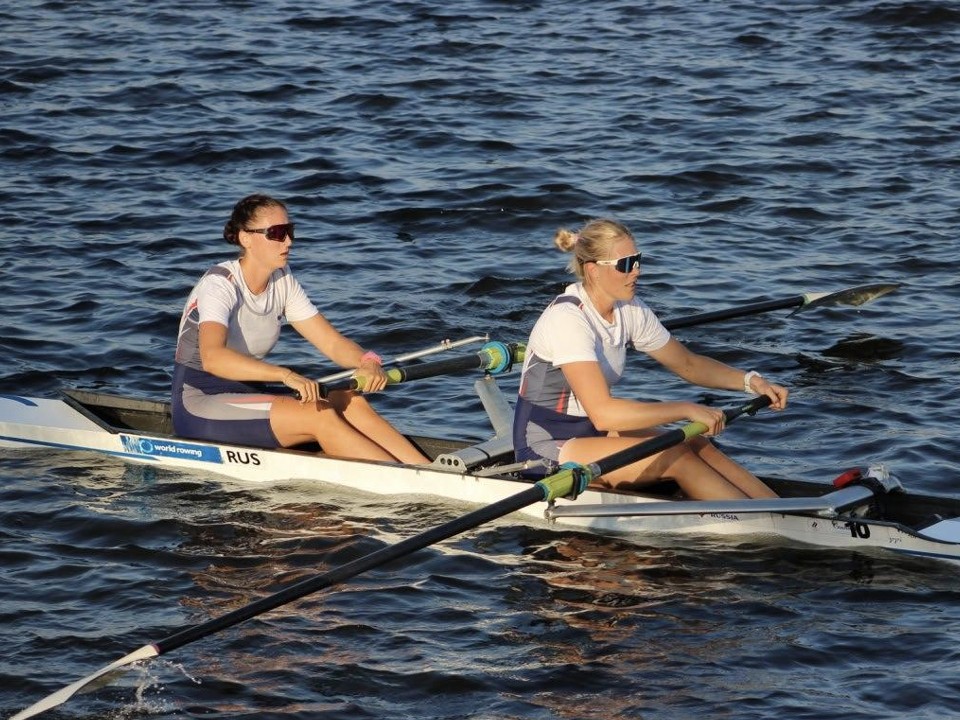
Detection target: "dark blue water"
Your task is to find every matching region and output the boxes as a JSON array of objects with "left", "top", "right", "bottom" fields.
[{"left": 3, "top": 1, "right": 960, "bottom": 718}]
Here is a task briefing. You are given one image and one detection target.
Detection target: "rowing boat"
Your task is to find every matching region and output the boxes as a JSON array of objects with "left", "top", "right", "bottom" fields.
[
  {"left": 3, "top": 378, "right": 960, "bottom": 565},
  {"left": 7, "top": 286, "right": 932, "bottom": 720}
]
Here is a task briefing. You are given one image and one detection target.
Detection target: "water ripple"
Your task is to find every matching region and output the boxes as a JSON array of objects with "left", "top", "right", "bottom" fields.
[{"left": 3, "top": 1, "right": 960, "bottom": 718}]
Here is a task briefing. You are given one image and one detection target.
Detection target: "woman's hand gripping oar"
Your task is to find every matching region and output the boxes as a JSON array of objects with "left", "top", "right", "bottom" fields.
[{"left": 9, "top": 394, "right": 772, "bottom": 719}]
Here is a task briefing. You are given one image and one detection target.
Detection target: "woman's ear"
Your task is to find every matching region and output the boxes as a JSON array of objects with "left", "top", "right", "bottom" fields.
[{"left": 583, "top": 260, "right": 597, "bottom": 284}]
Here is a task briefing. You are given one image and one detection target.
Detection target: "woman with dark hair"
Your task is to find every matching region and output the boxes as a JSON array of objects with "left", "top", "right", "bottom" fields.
[
  {"left": 172, "top": 194, "right": 428, "bottom": 463},
  {"left": 513, "top": 218, "right": 788, "bottom": 499}
]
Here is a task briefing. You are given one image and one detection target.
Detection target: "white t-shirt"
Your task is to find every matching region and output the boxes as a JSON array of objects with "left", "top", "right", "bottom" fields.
[
  {"left": 519, "top": 282, "right": 671, "bottom": 417},
  {"left": 175, "top": 259, "right": 319, "bottom": 370}
]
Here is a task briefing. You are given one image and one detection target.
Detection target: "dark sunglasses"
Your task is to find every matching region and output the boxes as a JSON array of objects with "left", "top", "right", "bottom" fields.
[
  {"left": 595, "top": 252, "right": 642, "bottom": 274},
  {"left": 244, "top": 223, "right": 295, "bottom": 242}
]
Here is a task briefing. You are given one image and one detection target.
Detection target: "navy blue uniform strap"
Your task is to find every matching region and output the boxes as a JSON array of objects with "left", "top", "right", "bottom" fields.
[{"left": 550, "top": 294, "right": 583, "bottom": 309}]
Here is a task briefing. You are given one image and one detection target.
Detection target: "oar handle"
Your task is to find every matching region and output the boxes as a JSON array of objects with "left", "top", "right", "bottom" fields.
[{"left": 725, "top": 392, "right": 772, "bottom": 421}]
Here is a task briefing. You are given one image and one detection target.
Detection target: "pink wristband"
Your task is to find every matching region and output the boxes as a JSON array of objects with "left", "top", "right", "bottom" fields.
[{"left": 360, "top": 351, "right": 382, "bottom": 366}]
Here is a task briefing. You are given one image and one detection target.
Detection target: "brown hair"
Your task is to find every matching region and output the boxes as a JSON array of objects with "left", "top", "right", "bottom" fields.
[
  {"left": 554, "top": 218, "right": 634, "bottom": 280},
  {"left": 223, "top": 194, "right": 287, "bottom": 246}
]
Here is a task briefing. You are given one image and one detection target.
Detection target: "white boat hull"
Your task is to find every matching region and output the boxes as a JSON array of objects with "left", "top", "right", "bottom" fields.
[{"left": 3, "top": 391, "right": 960, "bottom": 564}]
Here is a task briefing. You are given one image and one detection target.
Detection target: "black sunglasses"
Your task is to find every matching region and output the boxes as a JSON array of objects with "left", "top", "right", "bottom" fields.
[
  {"left": 595, "top": 252, "right": 642, "bottom": 274},
  {"left": 243, "top": 223, "right": 295, "bottom": 242}
]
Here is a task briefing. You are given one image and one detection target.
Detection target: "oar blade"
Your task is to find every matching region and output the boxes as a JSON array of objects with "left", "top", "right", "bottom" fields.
[
  {"left": 795, "top": 282, "right": 900, "bottom": 313},
  {"left": 10, "top": 645, "right": 158, "bottom": 720}
]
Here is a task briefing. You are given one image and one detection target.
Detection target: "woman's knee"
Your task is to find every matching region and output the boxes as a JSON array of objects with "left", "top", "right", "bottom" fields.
[
  {"left": 659, "top": 442, "right": 708, "bottom": 474},
  {"left": 326, "top": 390, "right": 373, "bottom": 415},
  {"left": 689, "top": 436, "right": 729, "bottom": 462},
  {"left": 273, "top": 399, "right": 342, "bottom": 436},
  {"left": 687, "top": 436, "right": 713, "bottom": 451}
]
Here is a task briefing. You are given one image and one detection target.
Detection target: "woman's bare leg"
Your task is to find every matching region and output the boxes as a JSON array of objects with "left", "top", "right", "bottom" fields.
[
  {"left": 686, "top": 436, "right": 777, "bottom": 498},
  {"left": 268, "top": 396, "right": 398, "bottom": 462},
  {"left": 326, "top": 391, "right": 429, "bottom": 464}
]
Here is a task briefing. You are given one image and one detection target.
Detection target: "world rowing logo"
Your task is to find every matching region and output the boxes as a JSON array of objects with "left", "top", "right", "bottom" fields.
[{"left": 120, "top": 434, "right": 223, "bottom": 463}]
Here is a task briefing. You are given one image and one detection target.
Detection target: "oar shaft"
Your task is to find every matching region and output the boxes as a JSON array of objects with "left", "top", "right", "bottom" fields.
[
  {"left": 663, "top": 296, "right": 803, "bottom": 331},
  {"left": 317, "top": 335, "right": 489, "bottom": 384},
  {"left": 156, "top": 483, "right": 548, "bottom": 655},
  {"left": 9, "top": 394, "right": 774, "bottom": 720},
  {"left": 320, "top": 342, "right": 522, "bottom": 396},
  {"left": 149, "top": 396, "right": 774, "bottom": 656},
  {"left": 161, "top": 400, "right": 770, "bottom": 654},
  {"left": 661, "top": 282, "right": 899, "bottom": 331}
]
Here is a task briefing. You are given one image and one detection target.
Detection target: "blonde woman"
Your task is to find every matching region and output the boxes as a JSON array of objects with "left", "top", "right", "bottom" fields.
[{"left": 513, "top": 219, "right": 787, "bottom": 500}]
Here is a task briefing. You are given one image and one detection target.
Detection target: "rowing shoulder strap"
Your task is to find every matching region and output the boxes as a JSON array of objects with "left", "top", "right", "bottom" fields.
[
  {"left": 550, "top": 295, "right": 583, "bottom": 309},
  {"left": 202, "top": 264, "right": 292, "bottom": 304},
  {"left": 204, "top": 265, "right": 243, "bottom": 304}
]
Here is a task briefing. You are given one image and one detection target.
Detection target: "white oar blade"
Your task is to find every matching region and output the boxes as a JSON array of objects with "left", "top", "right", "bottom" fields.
[
  {"left": 10, "top": 644, "right": 158, "bottom": 720},
  {"left": 797, "top": 282, "right": 900, "bottom": 313}
]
